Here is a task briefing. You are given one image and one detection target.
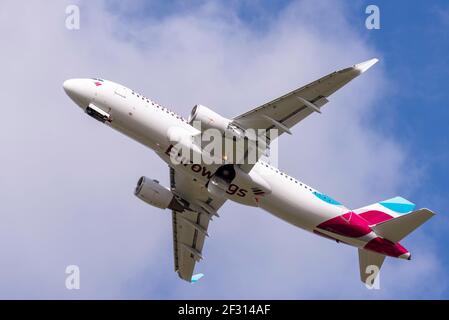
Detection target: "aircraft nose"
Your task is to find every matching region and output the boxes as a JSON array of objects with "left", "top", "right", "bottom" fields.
[
  {"left": 63, "top": 78, "right": 86, "bottom": 97},
  {"left": 63, "top": 78, "right": 92, "bottom": 108},
  {"left": 63, "top": 79, "right": 77, "bottom": 95}
]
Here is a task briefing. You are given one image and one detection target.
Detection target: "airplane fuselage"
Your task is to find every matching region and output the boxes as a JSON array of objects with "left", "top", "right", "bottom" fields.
[{"left": 63, "top": 78, "right": 411, "bottom": 260}]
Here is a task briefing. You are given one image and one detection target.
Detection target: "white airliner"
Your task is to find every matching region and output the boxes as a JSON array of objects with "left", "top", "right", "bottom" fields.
[{"left": 64, "top": 59, "right": 435, "bottom": 284}]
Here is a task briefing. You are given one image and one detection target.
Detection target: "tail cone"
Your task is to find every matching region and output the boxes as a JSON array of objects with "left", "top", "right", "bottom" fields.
[{"left": 399, "top": 252, "right": 411, "bottom": 260}]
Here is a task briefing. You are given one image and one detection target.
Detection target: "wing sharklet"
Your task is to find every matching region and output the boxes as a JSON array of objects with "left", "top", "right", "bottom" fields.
[{"left": 354, "top": 58, "right": 379, "bottom": 74}]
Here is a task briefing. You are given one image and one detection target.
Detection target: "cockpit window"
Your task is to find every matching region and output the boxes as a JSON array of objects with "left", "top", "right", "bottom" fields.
[{"left": 91, "top": 78, "right": 104, "bottom": 82}]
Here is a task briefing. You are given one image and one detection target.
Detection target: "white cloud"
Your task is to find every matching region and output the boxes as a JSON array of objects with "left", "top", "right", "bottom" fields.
[{"left": 0, "top": 0, "right": 444, "bottom": 298}]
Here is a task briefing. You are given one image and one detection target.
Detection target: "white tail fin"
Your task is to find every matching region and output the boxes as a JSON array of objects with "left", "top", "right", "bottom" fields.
[
  {"left": 354, "top": 196, "right": 416, "bottom": 225},
  {"left": 358, "top": 249, "right": 385, "bottom": 284},
  {"left": 372, "top": 208, "right": 435, "bottom": 243}
]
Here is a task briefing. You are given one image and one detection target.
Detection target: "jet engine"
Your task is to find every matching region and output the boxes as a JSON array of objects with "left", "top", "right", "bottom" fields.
[
  {"left": 134, "top": 176, "right": 184, "bottom": 211},
  {"left": 188, "top": 104, "right": 231, "bottom": 133}
]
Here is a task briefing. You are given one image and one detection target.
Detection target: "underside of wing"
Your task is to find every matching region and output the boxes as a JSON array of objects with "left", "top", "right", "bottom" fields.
[
  {"left": 169, "top": 167, "right": 226, "bottom": 282},
  {"left": 233, "top": 58, "right": 378, "bottom": 137}
]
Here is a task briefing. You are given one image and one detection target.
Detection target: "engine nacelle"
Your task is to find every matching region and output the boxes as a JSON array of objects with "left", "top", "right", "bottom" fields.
[
  {"left": 134, "top": 176, "right": 184, "bottom": 211},
  {"left": 188, "top": 104, "right": 231, "bottom": 132}
]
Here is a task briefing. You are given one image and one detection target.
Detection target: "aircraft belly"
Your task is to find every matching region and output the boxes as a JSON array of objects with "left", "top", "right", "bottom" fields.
[
  {"left": 107, "top": 102, "right": 175, "bottom": 152},
  {"left": 111, "top": 101, "right": 349, "bottom": 233}
]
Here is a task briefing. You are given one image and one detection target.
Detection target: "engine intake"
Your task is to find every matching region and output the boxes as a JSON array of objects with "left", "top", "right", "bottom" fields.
[{"left": 134, "top": 176, "right": 184, "bottom": 211}]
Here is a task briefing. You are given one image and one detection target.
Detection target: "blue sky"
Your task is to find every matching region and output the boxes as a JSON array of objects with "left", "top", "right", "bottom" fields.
[
  {"left": 0, "top": 0, "right": 448, "bottom": 299},
  {"left": 109, "top": 0, "right": 449, "bottom": 294},
  {"left": 358, "top": 0, "right": 448, "bottom": 296},
  {"left": 357, "top": 0, "right": 449, "bottom": 271}
]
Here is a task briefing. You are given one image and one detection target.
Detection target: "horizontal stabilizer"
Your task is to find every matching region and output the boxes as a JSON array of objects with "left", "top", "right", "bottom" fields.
[{"left": 373, "top": 208, "right": 435, "bottom": 243}]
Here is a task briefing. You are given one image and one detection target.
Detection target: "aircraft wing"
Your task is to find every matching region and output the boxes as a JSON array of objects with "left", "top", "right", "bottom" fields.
[
  {"left": 169, "top": 167, "right": 227, "bottom": 282},
  {"left": 232, "top": 59, "right": 378, "bottom": 165}
]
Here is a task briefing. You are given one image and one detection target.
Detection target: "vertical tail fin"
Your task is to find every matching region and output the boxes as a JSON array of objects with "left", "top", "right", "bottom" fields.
[
  {"left": 358, "top": 249, "right": 385, "bottom": 284},
  {"left": 355, "top": 197, "right": 435, "bottom": 284},
  {"left": 354, "top": 196, "right": 416, "bottom": 225}
]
